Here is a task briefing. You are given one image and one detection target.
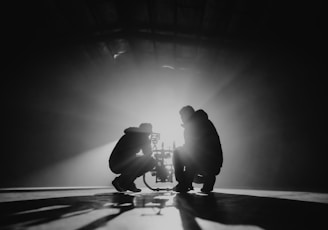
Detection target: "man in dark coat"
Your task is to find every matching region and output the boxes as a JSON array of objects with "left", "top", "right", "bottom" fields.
[
  {"left": 109, "top": 123, "right": 156, "bottom": 192},
  {"left": 173, "top": 105, "right": 223, "bottom": 193}
]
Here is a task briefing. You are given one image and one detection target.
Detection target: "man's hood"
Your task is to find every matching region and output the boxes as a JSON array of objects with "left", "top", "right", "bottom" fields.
[
  {"left": 124, "top": 127, "right": 140, "bottom": 134},
  {"left": 124, "top": 126, "right": 153, "bottom": 134},
  {"left": 191, "top": 109, "right": 209, "bottom": 121}
]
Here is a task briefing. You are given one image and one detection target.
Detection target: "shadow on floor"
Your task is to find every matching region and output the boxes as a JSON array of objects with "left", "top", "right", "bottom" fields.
[
  {"left": 175, "top": 192, "right": 328, "bottom": 230},
  {"left": 0, "top": 191, "right": 327, "bottom": 229}
]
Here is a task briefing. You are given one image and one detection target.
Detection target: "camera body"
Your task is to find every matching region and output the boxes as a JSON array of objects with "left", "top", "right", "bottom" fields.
[{"left": 150, "top": 133, "right": 175, "bottom": 183}]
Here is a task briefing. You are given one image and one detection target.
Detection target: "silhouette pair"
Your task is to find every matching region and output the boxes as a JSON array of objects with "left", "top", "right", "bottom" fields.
[{"left": 108, "top": 106, "right": 223, "bottom": 193}]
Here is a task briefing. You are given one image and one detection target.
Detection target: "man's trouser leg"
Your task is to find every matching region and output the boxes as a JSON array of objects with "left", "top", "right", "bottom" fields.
[
  {"left": 201, "top": 174, "right": 216, "bottom": 192},
  {"left": 120, "top": 156, "right": 156, "bottom": 184},
  {"left": 173, "top": 148, "right": 185, "bottom": 184},
  {"left": 173, "top": 147, "right": 195, "bottom": 191},
  {"left": 134, "top": 156, "right": 156, "bottom": 177},
  {"left": 201, "top": 167, "right": 221, "bottom": 192}
]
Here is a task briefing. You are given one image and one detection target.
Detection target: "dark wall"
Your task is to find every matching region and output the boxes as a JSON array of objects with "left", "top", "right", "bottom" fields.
[{"left": 204, "top": 41, "right": 326, "bottom": 192}]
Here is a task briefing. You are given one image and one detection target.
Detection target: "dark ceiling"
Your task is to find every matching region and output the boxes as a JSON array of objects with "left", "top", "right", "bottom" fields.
[{"left": 7, "top": 0, "right": 324, "bottom": 72}]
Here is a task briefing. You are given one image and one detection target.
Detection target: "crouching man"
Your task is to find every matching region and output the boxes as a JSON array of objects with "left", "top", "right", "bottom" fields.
[
  {"left": 173, "top": 106, "right": 223, "bottom": 193},
  {"left": 109, "top": 123, "right": 156, "bottom": 192}
]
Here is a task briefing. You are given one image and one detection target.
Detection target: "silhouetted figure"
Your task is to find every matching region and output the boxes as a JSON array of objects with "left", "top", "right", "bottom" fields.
[
  {"left": 173, "top": 105, "right": 223, "bottom": 193},
  {"left": 109, "top": 123, "right": 156, "bottom": 192}
]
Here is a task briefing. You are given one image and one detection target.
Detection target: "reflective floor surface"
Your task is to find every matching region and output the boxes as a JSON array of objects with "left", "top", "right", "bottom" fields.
[{"left": 1, "top": 187, "right": 328, "bottom": 230}]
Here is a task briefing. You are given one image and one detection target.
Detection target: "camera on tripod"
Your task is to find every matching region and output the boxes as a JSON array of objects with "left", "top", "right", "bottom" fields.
[{"left": 143, "top": 132, "right": 175, "bottom": 190}]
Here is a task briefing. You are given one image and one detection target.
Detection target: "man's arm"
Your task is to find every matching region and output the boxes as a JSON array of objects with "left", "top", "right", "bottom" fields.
[{"left": 142, "top": 140, "right": 153, "bottom": 156}]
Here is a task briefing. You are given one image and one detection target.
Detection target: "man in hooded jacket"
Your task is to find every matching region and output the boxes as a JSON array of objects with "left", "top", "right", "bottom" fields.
[
  {"left": 173, "top": 106, "right": 223, "bottom": 193},
  {"left": 109, "top": 123, "right": 156, "bottom": 192}
]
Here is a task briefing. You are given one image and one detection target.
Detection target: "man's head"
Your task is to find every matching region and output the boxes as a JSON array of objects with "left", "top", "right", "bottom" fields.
[
  {"left": 179, "top": 105, "right": 195, "bottom": 124},
  {"left": 138, "top": 123, "right": 153, "bottom": 134}
]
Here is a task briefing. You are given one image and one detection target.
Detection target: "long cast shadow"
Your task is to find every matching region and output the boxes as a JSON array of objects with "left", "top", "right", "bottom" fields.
[
  {"left": 0, "top": 192, "right": 171, "bottom": 229},
  {"left": 0, "top": 192, "right": 134, "bottom": 228},
  {"left": 1, "top": 191, "right": 327, "bottom": 229},
  {"left": 174, "top": 192, "right": 328, "bottom": 230}
]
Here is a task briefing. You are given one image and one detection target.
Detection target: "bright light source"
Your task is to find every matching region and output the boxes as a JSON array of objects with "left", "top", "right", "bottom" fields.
[{"left": 142, "top": 105, "right": 185, "bottom": 149}]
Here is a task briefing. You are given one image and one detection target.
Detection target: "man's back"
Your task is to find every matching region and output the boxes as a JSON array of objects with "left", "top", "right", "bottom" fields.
[
  {"left": 185, "top": 109, "right": 223, "bottom": 174},
  {"left": 109, "top": 127, "right": 150, "bottom": 168}
]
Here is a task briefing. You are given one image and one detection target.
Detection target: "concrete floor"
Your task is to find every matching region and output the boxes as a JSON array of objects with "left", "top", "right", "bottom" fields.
[{"left": 1, "top": 187, "right": 328, "bottom": 230}]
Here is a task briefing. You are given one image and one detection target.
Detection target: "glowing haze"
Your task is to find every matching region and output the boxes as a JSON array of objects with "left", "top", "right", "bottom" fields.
[{"left": 5, "top": 41, "right": 326, "bottom": 192}]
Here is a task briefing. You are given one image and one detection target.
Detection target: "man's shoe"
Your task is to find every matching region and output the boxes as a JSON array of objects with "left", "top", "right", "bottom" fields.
[
  {"left": 126, "top": 182, "right": 141, "bottom": 192},
  {"left": 201, "top": 175, "right": 215, "bottom": 193},
  {"left": 200, "top": 187, "right": 213, "bottom": 194},
  {"left": 112, "top": 177, "right": 126, "bottom": 192},
  {"left": 173, "top": 184, "right": 189, "bottom": 193}
]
